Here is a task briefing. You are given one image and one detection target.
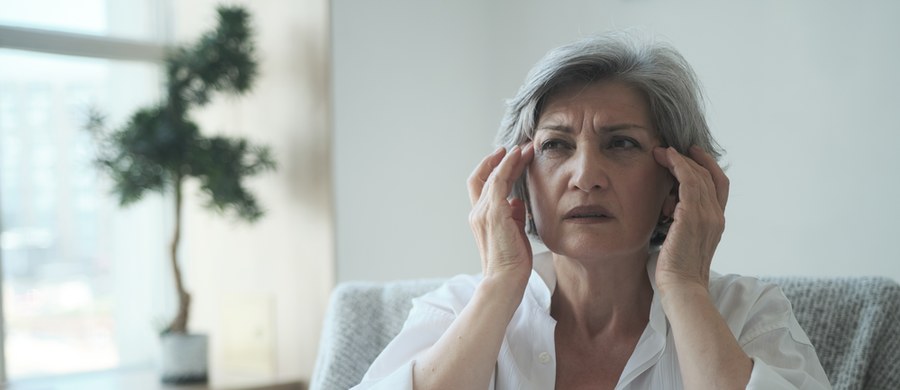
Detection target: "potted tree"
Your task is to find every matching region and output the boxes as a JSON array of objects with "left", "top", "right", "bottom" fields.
[{"left": 86, "top": 5, "right": 275, "bottom": 384}]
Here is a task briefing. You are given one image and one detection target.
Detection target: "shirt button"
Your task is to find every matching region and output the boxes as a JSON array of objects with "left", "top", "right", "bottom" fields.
[{"left": 538, "top": 352, "right": 551, "bottom": 364}]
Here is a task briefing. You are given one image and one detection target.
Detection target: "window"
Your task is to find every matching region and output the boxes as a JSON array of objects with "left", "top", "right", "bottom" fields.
[
  {"left": 0, "top": 0, "right": 164, "bottom": 41},
  {"left": 0, "top": 0, "right": 172, "bottom": 382}
]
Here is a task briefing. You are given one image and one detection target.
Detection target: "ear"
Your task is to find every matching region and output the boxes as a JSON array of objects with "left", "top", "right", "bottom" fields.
[{"left": 661, "top": 181, "right": 678, "bottom": 218}]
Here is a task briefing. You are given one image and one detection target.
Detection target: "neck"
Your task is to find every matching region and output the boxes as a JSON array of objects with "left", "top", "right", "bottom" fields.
[{"left": 550, "top": 250, "right": 653, "bottom": 340}]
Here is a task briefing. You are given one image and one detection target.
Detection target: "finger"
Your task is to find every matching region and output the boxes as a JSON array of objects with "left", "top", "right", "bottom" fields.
[
  {"left": 653, "top": 147, "right": 711, "bottom": 205},
  {"left": 508, "top": 143, "right": 535, "bottom": 192},
  {"left": 468, "top": 147, "right": 506, "bottom": 206},
  {"left": 510, "top": 143, "right": 535, "bottom": 192},
  {"left": 688, "top": 146, "right": 730, "bottom": 210},
  {"left": 485, "top": 145, "right": 523, "bottom": 202}
]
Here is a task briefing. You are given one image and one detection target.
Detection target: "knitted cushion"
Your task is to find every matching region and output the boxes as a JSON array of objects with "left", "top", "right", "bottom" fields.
[{"left": 761, "top": 277, "right": 900, "bottom": 390}]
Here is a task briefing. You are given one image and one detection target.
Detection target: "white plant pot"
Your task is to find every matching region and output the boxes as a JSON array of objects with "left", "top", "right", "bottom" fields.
[{"left": 160, "top": 333, "right": 209, "bottom": 384}]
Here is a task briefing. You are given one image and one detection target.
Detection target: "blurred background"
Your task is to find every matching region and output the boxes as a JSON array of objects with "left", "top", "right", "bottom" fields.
[
  {"left": 0, "top": 0, "right": 330, "bottom": 388},
  {"left": 1, "top": 0, "right": 898, "bottom": 388}
]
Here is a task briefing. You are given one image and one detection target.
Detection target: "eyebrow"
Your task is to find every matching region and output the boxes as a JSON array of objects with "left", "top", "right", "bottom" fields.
[{"left": 535, "top": 123, "right": 649, "bottom": 133}]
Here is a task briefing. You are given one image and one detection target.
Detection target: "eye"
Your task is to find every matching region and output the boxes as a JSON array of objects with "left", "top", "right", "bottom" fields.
[
  {"left": 609, "top": 136, "right": 640, "bottom": 150},
  {"left": 540, "top": 139, "right": 570, "bottom": 151}
]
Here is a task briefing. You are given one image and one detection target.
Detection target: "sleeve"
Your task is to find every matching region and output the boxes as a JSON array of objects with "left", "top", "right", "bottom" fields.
[
  {"left": 735, "top": 283, "right": 832, "bottom": 390},
  {"left": 352, "top": 275, "right": 496, "bottom": 390},
  {"left": 353, "top": 360, "right": 416, "bottom": 390}
]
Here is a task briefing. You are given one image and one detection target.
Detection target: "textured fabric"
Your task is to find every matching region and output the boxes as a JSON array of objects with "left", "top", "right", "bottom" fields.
[
  {"left": 350, "top": 252, "right": 828, "bottom": 389},
  {"left": 763, "top": 277, "right": 900, "bottom": 390},
  {"left": 310, "top": 276, "right": 900, "bottom": 390},
  {"left": 310, "top": 279, "right": 443, "bottom": 390}
]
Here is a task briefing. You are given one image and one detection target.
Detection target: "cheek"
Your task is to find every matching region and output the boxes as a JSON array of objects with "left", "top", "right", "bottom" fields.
[
  {"left": 530, "top": 149, "right": 571, "bottom": 186},
  {"left": 629, "top": 167, "right": 672, "bottom": 218},
  {"left": 526, "top": 157, "right": 561, "bottom": 198},
  {"left": 612, "top": 157, "right": 663, "bottom": 197},
  {"left": 652, "top": 166, "right": 675, "bottom": 202},
  {"left": 526, "top": 170, "right": 546, "bottom": 212}
]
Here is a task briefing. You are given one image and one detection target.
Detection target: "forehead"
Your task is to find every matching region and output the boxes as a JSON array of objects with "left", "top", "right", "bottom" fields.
[{"left": 536, "top": 80, "right": 651, "bottom": 128}]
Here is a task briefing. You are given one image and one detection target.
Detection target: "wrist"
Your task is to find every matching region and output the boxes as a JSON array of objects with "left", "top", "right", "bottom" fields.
[
  {"left": 477, "top": 272, "right": 530, "bottom": 310},
  {"left": 658, "top": 280, "right": 709, "bottom": 305},
  {"left": 483, "top": 262, "right": 531, "bottom": 290},
  {"left": 655, "top": 268, "right": 709, "bottom": 295},
  {"left": 658, "top": 283, "right": 714, "bottom": 321}
]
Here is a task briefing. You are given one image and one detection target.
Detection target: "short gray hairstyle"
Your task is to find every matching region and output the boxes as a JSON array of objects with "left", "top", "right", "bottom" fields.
[{"left": 496, "top": 32, "right": 724, "bottom": 245}]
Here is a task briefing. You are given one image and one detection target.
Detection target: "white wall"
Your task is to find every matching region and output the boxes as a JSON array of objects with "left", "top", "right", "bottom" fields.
[
  {"left": 334, "top": 0, "right": 900, "bottom": 283},
  {"left": 333, "top": 0, "right": 496, "bottom": 281}
]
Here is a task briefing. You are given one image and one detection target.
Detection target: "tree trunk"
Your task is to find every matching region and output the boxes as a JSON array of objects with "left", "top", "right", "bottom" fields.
[{"left": 167, "top": 175, "right": 190, "bottom": 334}]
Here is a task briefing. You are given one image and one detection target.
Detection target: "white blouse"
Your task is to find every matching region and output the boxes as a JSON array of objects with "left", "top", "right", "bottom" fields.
[{"left": 353, "top": 251, "right": 832, "bottom": 389}]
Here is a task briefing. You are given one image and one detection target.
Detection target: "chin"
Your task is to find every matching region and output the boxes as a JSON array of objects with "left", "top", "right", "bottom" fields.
[
  {"left": 541, "top": 231, "right": 650, "bottom": 261},
  {"left": 548, "top": 239, "right": 632, "bottom": 260}
]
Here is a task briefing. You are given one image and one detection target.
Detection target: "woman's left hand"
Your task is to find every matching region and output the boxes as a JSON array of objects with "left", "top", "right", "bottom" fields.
[
  {"left": 652, "top": 146, "right": 730, "bottom": 293},
  {"left": 653, "top": 146, "right": 751, "bottom": 390}
]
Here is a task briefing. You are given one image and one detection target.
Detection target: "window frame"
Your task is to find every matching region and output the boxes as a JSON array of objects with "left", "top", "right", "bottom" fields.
[{"left": 0, "top": 25, "right": 166, "bottom": 63}]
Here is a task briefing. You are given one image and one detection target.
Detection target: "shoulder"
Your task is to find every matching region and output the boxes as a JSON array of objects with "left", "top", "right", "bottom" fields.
[{"left": 707, "top": 272, "right": 812, "bottom": 346}]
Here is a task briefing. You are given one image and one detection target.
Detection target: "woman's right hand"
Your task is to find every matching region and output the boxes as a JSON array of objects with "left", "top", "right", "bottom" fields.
[
  {"left": 406, "top": 144, "right": 537, "bottom": 390},
  {"left": 467, "top": 144, "right": 535, "bottom": 287}
]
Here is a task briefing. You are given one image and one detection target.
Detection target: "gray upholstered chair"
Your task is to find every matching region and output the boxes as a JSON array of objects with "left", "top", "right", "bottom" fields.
[{"left": 310, "top": 277, "right": 900, "bottom": 390}]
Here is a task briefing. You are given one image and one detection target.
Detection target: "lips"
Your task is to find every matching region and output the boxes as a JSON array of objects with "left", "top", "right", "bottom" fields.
[{"left": 563, "top": 205, "right": 613, "bottom": 220}]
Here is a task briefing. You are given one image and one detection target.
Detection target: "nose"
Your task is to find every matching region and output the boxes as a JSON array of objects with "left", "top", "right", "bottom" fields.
[{"left": 569, "top": 147, "right": 609, "bottom": 192}]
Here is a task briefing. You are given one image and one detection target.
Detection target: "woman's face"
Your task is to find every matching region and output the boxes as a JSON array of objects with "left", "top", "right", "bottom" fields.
[{"left": 527, "top": 80, "right": 675, "bottom": 260}]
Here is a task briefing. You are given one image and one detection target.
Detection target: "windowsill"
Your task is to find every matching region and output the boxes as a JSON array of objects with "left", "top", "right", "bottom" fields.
[{"left": 3, "top": 368, "right": 306, "bottom": 390}]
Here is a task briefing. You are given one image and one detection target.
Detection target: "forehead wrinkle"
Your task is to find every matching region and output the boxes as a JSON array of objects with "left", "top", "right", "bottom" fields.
[
  {"left": 535, "top": 124, "right": 574, "bottom": 134},
  {"left": 537, "top": 80, "right": 654, "bottom": 137},
  {"left": 534, "top": 121, "right": 651, "bottom": 136},
  {"left": 537, "top": 104, "right": 651, "bottom": 137}
]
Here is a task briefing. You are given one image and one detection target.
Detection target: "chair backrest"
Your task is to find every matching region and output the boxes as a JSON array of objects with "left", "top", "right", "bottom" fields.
[
  {"left": 310, "top": 279, "right": 443, "bottom": 390},
  {"left": 761, "top": 277, "right": 900, "bottom": 390},
  {"left": 309, "top": 277, "right": 900, "bottom": 390}
]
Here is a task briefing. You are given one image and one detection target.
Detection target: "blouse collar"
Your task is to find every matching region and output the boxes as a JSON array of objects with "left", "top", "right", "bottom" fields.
[{"left": 527, "top": 250, "right": 670, "bottom": 385}]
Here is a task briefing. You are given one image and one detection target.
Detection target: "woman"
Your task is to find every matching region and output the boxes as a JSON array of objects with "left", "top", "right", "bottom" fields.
[{"left": 354, "top": 33, "right": 830, "bottom": 389}]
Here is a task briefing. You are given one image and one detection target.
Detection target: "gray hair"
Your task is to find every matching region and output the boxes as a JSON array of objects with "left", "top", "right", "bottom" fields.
[{"left": 496, "top": 32, "right": 723, "bottom": 244}]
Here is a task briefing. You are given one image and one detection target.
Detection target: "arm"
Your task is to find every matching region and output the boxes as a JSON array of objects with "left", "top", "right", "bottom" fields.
[
  {"left": 660, "top": 283, "right": 753, "bottom": 389},
  {"left": 411, "top": 276, "right": 523, "bottom": 389},
  {"left": 413, "top": 144, "right": 535, "bottom": 389},
  {"left": 737, "top": 281, "right": 831, "bottom": 389},
  {"left": 410, "top": 145, "right": 535, "bottom": 389},
  {"left": 661, "top": 282, "right": 831, "bottom": 389},
  {"left": 355, "top": 146, "right": 534, "bottom": 389},
  {"left": 352, "top": 274, "right": 519, "bottom": 390},
  {"left": 653, "top": 146, "right": 751, "bottom": 389},
  {"left": 654, "top": 146, "right": 830, "bottom": 389}
]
